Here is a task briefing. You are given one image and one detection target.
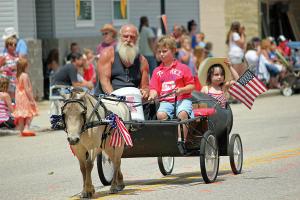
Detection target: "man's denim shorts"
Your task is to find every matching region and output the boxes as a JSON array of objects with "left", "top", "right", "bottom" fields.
[{"left": 157, "top": 99, "right": 194, "bottom": 119}]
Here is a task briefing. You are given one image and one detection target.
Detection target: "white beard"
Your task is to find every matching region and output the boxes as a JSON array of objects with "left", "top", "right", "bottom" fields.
[{"left": 117, "top": 41, "right": 139, "bottom": 65}]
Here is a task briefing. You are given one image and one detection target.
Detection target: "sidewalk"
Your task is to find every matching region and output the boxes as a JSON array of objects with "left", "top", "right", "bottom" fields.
[
  {"left": 0, "top": 89, "right": 281, "bottom": 136},
  {"left": 0, "top": 101, "right": 53, "bottom": 136}
]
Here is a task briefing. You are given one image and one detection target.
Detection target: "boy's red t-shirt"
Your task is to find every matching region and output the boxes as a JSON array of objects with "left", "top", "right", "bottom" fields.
[{"left": 150, "top": 60, "right": 194, "bottom": 102}]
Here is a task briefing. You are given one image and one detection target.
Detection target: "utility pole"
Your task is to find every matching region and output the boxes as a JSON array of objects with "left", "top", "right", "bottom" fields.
[{"left": 160, "top": 0, "right": 166, "bottom": 34}]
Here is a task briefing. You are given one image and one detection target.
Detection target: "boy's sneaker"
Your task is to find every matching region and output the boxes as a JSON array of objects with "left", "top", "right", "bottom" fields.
[{"left": 177, "top": 141, "right": 186, "bottom": 155}]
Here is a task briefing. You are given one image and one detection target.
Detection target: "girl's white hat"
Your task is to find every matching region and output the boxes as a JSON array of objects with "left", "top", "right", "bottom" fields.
[{"left": 198, "top": 57, "right": 232, "bottom": 86}]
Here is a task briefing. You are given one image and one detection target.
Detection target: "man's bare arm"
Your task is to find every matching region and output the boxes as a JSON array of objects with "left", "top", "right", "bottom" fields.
[
  {"left": 72, "top": 80, "right": 93, "bottom": 90},
  {"left": 139, "top": 55, "right": 150, "bottom": 98},
  {"left": 98, "top": 47, "right": 114, "bottom": 94}
]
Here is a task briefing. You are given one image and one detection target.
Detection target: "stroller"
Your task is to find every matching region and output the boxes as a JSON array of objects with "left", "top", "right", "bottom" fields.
[{"left": 279, "top": 42, "right": 300, "bottom": 96}]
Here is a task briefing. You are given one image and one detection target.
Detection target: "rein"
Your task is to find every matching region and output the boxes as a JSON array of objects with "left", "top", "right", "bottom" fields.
[
  {"left": 99, "top": 90, "right": 177, "bottom": 107},
  {"left": 61, "top": 90, "right": 178, "bottom": 134}
]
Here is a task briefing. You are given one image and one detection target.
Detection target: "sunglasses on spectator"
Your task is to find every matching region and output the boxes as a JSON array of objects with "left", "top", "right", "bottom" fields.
[
  {"left": 8, "top": 43, "right": 16, "bottom": 47},
  {"left": 102, "top": 32, "right": 110, "bottom": 36}
]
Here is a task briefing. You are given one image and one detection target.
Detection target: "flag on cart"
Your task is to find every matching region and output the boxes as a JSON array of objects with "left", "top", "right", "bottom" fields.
[
  {"left": 228, "top": 69, "right": 267, "bottom": 109},
  {"left": 108, "top": 114, "right": 133, "bottom": 147}
]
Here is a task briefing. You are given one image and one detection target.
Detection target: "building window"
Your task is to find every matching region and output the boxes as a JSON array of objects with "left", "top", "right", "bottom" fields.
[
  {"left": 75, "top": 0, "right": 95, "bottom": 27},
  {"left": 112, "top": 0, "right": 129, "bottom": 26}
]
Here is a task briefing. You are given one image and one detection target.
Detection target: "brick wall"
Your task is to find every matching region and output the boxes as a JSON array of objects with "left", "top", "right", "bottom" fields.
[
  {"left": 225, "top": 0, "right": 260, "bottom": 39},
  {"left": 200, "top": 0, "right": 260, "bottom": 56},
  {"left": 200, "top": 0, "right": 226, "bottom": 57}
]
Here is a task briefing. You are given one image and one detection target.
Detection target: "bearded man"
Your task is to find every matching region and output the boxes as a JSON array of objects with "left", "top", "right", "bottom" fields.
[{"left": 96, "top": 24, "right": 150, "bottom": 99}]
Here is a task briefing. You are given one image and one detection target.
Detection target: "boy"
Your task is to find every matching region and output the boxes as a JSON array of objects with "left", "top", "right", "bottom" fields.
[{"left": 148, "top": 35, "right": 195, "bottom": 153}]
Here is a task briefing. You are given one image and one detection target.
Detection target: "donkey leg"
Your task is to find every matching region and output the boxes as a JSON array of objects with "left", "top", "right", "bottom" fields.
[
  {"left": 78, "top": 159, "right": 86, "bottom": 193},
  {"left": 116, "top": 146, "right": 125, "bottom": 191},
  {"left": 117, "top": 168, "right": 125, "bottom": 191},
  {"left": 109, "top": 155, "right": 120, "bottom": 194},
  {"left": 75, "top": 149, "right": 93, "bottom": 199},
  {"left": 109, "top": 146, "right": 125, "bottom": 194},
  {"left": 81, "top": 159, "right": 95, "bottom": 198}
]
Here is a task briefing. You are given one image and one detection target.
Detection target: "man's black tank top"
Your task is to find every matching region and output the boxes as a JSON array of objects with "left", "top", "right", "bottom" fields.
[
  {"left": 95, "top": 51, "right": 141, "bottom": 94},
  {"left": 111, "top": 51, "right": 141, "bottom": 90}
]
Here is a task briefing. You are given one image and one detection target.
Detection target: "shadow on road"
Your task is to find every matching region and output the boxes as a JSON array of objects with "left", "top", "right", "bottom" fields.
[{"left": 69, "top": 170, "right": 236, "bottom": 199}]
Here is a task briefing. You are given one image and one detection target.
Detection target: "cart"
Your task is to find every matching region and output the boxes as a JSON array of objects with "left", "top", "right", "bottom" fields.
[{"left": 96, "top": 92, "right": 243, "bottom": 185}]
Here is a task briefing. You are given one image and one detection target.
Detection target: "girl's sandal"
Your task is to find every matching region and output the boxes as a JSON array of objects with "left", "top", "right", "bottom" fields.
[{"left": 21, "top": 130, "right": 36, "bottom": 137}]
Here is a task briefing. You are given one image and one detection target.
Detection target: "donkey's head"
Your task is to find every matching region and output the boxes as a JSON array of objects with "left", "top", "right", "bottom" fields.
[{"left": 61, "top": 90, "right": 87, "bottom": 145}]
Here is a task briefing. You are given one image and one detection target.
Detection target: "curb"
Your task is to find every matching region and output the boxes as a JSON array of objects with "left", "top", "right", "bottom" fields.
[
  {"left": 258, "top": 89, "right": 281, "bottom": 98},
  {"left": 0, "top": 126, "right": 54, "bottom": 137}
]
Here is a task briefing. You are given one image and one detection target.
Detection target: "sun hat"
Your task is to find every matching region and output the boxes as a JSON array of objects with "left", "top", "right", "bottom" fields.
[
  {"left": 198, "top": 57, "right": 232, "bottom": 86},
  {"left": 2, "top": 27, "right": 18, "bottom": 40},
  {"left": 100, "top": 24, "right": 117, "bottom": 37},
  {"left": 278, "top": 35, "right": 286, "bottom": 42}
]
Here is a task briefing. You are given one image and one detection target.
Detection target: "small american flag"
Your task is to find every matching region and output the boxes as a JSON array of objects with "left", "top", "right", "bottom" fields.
[
  {"left": 228, "top": 69, "right": 267, "bottom": 109},
  {"left": 109, "top": 114, "right": 133, "bottom": 147}
]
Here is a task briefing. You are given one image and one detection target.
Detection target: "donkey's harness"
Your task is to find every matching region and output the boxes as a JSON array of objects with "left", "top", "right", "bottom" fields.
[{"left": 61, "top": 96, "right": 114, "bottom": 135}]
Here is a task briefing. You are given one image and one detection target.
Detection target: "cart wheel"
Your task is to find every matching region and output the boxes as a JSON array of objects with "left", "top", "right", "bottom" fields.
[
  {"left": 281, "top": 86, "right": 293, "bottom": 97},
  {"left": 229, "top": 134, "right": 243, "bottom": 174},
  {"left": 158, "top": 157, "right": 174, "bottom": 176},
  {"left": 200, "top": 130, "right": 219, "bottom": 183},
  {"left": 97, "top": 152, "right": 114, "bottom": 186}
]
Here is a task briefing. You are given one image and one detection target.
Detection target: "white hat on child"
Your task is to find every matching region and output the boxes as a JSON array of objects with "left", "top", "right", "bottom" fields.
[{"left": 198, "top": 57, "right": 232, "bottom": 86}]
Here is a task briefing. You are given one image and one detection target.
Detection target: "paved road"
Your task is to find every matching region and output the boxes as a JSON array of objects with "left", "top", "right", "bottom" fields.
[{"left": 0, "top": 94, "right": 299, "bottom": 200}]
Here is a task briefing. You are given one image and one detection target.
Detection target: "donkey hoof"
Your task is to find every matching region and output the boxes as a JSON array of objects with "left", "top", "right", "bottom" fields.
[
  {"left": 109, "top": 188, "right": 119, "bottom": 194},
  {"left": 80, "top": 191, "right": 93, "bottom": 199},
  {"left": 117, "top": 184, "right": 125, "bottom": 191}
]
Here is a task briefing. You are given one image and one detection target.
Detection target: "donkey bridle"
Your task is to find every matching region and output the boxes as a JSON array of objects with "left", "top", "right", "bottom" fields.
[
  {"left": 61, "top": 99, "right": 88, "bottom": 134},
  {"left": 61, "top": 97, "right": 112, "bottom": 134}
]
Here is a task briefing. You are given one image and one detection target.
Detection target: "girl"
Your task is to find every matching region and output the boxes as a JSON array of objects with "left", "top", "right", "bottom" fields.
[
  {"left": 200, "top": 58, "right": 239, "bottom": 108},
  {"left": 83, "top": 48, "right": 96, "bottom": 84},
  {"left": 178, "top": 36, "right": 202, "bottom": 91},
  {"left": 178, "top": 35, "right": 196, "bottom": 76},
  {"left": 226, "top": 21, "right": 246, "bottom": 76},
  {"left": 0, "top": 37, "right": 19, "bottom": 101},
  {"left": 0, "top": 77, "right": 15, "bottom": 129},
  {"left": 13, "top": 58, "right": 38, "bottom": 136}
]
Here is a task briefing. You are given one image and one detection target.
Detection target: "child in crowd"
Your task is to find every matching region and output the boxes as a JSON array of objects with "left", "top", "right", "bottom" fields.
[
  {"left": 199, "top": 58, "right": 239, "bottom": 108},
  {"left": 148, "top": 35, "right": 195, "bottom": 153},
  {"left": 1, "top": 37, "right": 19, "bottom": 101},
  {"left": 83, "top": 48, "right": 96, "bottom": 86},
  {"left": 13, "top": 58, "right": 38, "bottom": 136},
  {"left": 0, "top": 77, "right": 15, "bottom": 129}
]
